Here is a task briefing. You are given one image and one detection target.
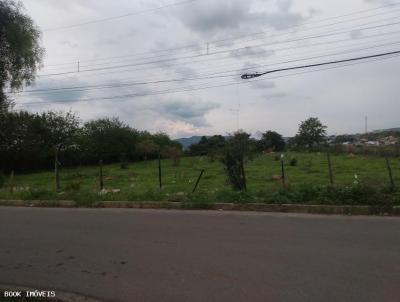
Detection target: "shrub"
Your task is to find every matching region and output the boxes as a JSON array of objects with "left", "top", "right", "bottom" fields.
[
  {"left": 221, "top": 131, "right": 252, "bottom": 191},
  {"left": 25, "top": 189, "right": 53, "bottom": 200},
  {"left": 64, "top": 180, "right": 81, "bottom": 192},
  {"left": 289, "top": 158, "right": 298, "bottom": 166},
  {"left": 120, "top": 153, "right": 129, "bottom": 169},
  {"left": 0, "top": 170, "right": 5, "bottom": 188},
  {"left": 167, "top": 192, "right": 188, "bottom": 202}
]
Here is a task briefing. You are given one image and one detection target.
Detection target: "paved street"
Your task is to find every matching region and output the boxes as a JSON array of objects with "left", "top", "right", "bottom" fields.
[{"left": 0, "top": 207, "right": 400, "bottom": 302}]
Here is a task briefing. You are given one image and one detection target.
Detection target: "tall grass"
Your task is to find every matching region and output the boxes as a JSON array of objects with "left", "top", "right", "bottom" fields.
[{"left": 0, "top": 153, "right": 398, "bottom": 206}]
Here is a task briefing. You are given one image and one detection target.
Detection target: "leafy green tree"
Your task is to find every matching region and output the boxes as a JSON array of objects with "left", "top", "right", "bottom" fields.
[
  {"left": 162, "top": 146, "right": 183, "bottom": 166},
  {"left": 0, "top": 0, "right": 44, "bottom": 112},
  {"left": 222, "top": 131, "right": 253, "bottom": 191},
  {"left": 189, "top": 135, "right": 225, "bottom": 157},
  {"left": 189, "top": 136, "right": 209, "bottom": 156},
  {"left": 0, "top": 111, "right": 79, "bottom": 171},
  {"left": 258, "top": 131, "right": 286, "bottom": 152},
  {"left": 80, "top": 118, "right": 139, "bottom": 164},
  {"left": 294, "top": 117, "right": 327, "bottom": 148},
  {"left": 136, "top": 139, "right": 159, "bottom": 161}
]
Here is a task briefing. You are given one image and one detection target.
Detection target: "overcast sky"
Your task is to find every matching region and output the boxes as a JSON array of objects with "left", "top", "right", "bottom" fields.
[{"left": 13, "top": 0, "right": 400, "bottom": 138}]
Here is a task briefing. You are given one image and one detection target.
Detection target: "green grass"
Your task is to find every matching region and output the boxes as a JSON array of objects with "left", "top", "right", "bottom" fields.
[{"left": 0, "top": 152, "right": 399, "bottom": 206}]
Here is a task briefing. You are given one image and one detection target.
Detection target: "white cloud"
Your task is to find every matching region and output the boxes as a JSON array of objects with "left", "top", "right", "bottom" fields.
[{"left": 12, "top": 0, "right": 400, "bottom": 138}]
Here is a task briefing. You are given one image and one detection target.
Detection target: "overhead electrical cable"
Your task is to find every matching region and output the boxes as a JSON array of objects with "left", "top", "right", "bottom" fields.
[
  {"left": 241, "top": 49, "right": 400, "bottom": 79},
  {"left": 14, "top": 39, "right": 400, "bottom": 96},
  {"left": 36, "top": 19, "right": 400, "bottom": 78},
  {"left": 43, "top": 0, "right": 198, "bottom": 31},
  {"left": 61, "top": 28, "right": 400, "bottom": 80},
  {"left": 42, "top": 1, "right": 400, "bottom": 67},
  {"left": 44, "top": 10, "right": 400, "bottom": 72},
  {"left": 15, "top": 51, "right": 400, "bottom": 107},
  {"left": 40, "top": 9, "right": 400, "bottom": 73}
]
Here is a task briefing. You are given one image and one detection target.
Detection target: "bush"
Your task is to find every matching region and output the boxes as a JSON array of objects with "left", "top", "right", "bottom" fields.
[
  {"left": 0, "top": 170, "right": 5, "bottom": 188},
  {"left": 65, "top": 180, "right": 81, "bottom": 192},
  {"left": 222, "top": 131, "right": 252, "bottom": 191},
  {"left": 120, "top": 153, "right": 129, "bottom": 169},
  {"left": 260, "top": 183, "right": 396, "bottom": 207},
  {"left": 24, "top": 189, "right": 53, "bottom": 200},
  {"left": 289, "top": 158, "right": 298, "bottom": 166}
]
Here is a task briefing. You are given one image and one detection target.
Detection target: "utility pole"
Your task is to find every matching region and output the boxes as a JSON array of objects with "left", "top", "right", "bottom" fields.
[{"left": 365, "top": 116, "right": 368, "bottom": 134}]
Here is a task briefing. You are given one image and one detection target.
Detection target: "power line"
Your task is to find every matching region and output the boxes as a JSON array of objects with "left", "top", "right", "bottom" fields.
[
  {"left": 36, "top": 19, "right": 400, "bottom": 78},
  {"left": 41, "top": 9, "right": 400, "bottom": 72},
  {"left": 60, "top": 28, "right": 400, "bottom": 81},
  {"left": 241, "top": 49, "right": 400, "bottom": 79},
  {"left": 10, "top": 30, "right": 400, "bottom": 103},
  {"left": 42, "top": 1, "right": 400, "bottom": 67},
  {"left": 16, "top": 52, "right": 400, "bottom": 107},
  {"left": 43, "top": 0, "right": 197, "bottom": 32},
  {"left": 14, "top": 39, "right": 400, "bottom": 96}
]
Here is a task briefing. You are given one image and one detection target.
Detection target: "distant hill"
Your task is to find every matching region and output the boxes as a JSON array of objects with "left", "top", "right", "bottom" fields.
[
  {"left": 372, "top": 127, "right": 400, "bottom": 133},
  {"left": 175, "top": 136, "right": 205, "bottom": 149}
]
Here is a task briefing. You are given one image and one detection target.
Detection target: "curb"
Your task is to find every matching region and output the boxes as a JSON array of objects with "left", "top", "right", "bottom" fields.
[
  {"left": 1, "top": 200, "right": 399, "bottom": 216},
  {"left": 0, "top": 200, "right": 76, "bottom": 207}
]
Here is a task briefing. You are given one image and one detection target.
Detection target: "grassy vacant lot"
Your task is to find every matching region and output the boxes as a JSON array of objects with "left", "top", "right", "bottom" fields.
[{"left": 0, "top": 152, "right": 399, "bottom": 206}]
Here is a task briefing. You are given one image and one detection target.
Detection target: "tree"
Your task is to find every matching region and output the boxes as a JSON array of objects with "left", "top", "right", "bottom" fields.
[
  {"left": 294, "top": 117, "right": 327, "bottom": 148},
  {"left": 188, "top": 136, "right": 209, "bottom": 156},
  {"left": 0, "top": 111, "right": 79, "bottom": 171},
  {"left": 0, "top": 0, "right": 44, "bottom": 112},
  {"left": 222, "top": 131, "right": 253, "bottom": 191},
  {"left": 80, "top": 118, "right": 139, "bottom": 164},
  {"left": 136, "top": 140, "right": 159, "bottom": 161},
  {"left": 258, "top": 131, "right": 286, "bottom": 152},
  {"left": 189, "top": 135, "right": 225, "bottom": 158},
  {"left": 162, "top": 146, "right": 183, "bottom": 166}
]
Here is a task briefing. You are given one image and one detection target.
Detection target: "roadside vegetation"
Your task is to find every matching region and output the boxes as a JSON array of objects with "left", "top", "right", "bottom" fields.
[
  {"left": 0, "top": 152, "right": 398, "bottom": 207},
  {"left": 0, "top": 1, "right": 399, "bottom": 208}
]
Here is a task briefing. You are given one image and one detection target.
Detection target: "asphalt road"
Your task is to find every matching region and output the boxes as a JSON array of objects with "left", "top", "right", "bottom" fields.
[{"left": 0, "top": 207, "right": 400, "bottom": 302}]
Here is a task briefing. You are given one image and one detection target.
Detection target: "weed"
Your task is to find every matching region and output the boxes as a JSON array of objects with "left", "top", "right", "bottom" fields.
[
  {"left": 289, "top": 158, "right": 298, "bottom": 166},
  {"left": 1, "top": 153, "right": 398, "bottom": 206}
]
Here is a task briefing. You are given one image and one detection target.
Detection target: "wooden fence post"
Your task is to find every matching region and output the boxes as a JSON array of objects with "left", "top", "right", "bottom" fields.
[
  {"left": 9, "top": 169, "right": 14, "bottom": 193},
  {"left": 158, "top": 149, "right": 162, "bottom": 189},
  {"left": 327, "top": 151, "right": 334, "bottom": 186},
  {"left": 281, "top": 154, "right": 286, "bottom": 186},
  {"left": 99, "top": 160, "right": 104, "bottom": 191},
  {"left": 55, "top": 145, "right": 61, "bottom": 192},
  {"left": 192, "top": 169, "right": 205, "bottom": 193},
  {"left": 385, "top": 157, "right": 395, "bottom": 190},
  {"left": 241, "top": 159, "right": 247, "bottom": 191}
]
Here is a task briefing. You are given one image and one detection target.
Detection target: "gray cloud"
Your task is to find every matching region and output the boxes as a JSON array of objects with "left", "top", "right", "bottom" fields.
[
  {"left": 174, "top": 65, "right": 198, "bottom": 78},
  {"left": 230, "top": 47, "right": 275, "bottom": 59},
  {"left": 364, "top": 0, "right": 396, "bottom": 4},
  {"left": 176, "top": 0, "right": 251, "bottom": 34},
  {"left": 350, "top": 30, "right": 363, "bottom": 39},
  {"left": 154, "top": 99, "right": 219, "bottom": 127},
  {"left": 18, "top": 77, "right": 88, "bottom": 104},
  {"left": 17, "top": 0, "right": 400, "bottom": 138},
  {"left": 250, "top": 80, "right": 276, "bottom": 90},
  {"left": 174, "top": 0, "right": 305, "bottom": 38},
  {"left": 250, "top": 11, "right": 304, "bottom": 30}
]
